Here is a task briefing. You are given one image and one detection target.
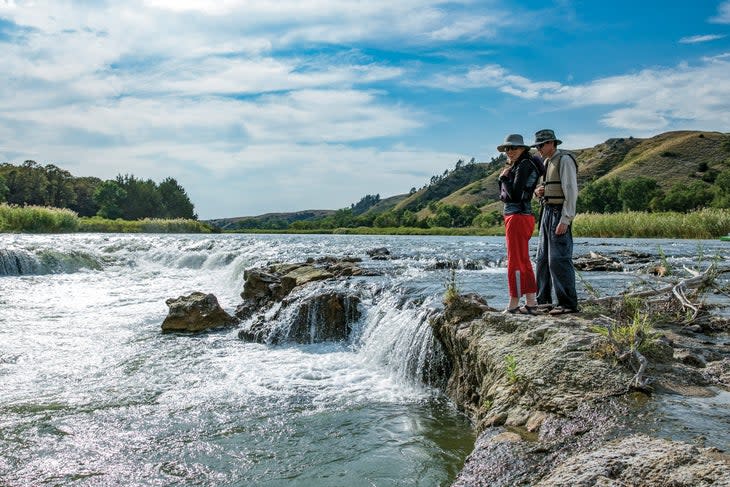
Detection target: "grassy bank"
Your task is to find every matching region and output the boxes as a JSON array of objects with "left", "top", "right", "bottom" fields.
[
  {"left": 0, "top": 204, "right": 213, "bottom": 233},
  {"left": 0, "top": 204, "right": 79, "bottom": 232},
  {"left": 573, "top": 208, "right": 730, "bottom": 239},
  {"left": 4, "top": 204, "right": 729, "bottom": 238}
]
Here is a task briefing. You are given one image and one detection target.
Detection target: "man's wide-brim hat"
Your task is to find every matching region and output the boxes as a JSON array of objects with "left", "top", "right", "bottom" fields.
[
  {"left": 532, "top": 129, "right": 562, "bottom": 147},
  {"left": 497, "top": 134, "right": 529, "bottom": 152}
]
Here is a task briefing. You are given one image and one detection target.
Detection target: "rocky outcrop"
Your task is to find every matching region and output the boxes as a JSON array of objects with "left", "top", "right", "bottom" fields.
[
  {"left": 236, "top": 257, "right": 370, "bottom": 344},
  {"left": 162, "top": 292, "right": 239, "bottom": 333},
  {"left": 235, "top": 258, "right": 372, "bottom": 320},
  {"left": 430, "top": 294, "right": 730, "bottom": 486}
]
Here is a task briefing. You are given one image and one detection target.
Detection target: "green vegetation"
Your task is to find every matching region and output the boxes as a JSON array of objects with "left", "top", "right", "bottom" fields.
[
  {"left": 591, "top": 297, "right": 660, "bottom": 359},
  {"left": 504, "top": 354, "right": 519, "bottom": 384},
  {"left": 573, "top": 208, "right": 730, "bottom": 239},
  {"left": 0, "top": 204, "right": 213, "bottom": 233},
  {"left": 78, "top": 216, "right": 214, "bottom": 233},
  {"left": 0, "top": 204, "right": 78, "bottom": 233},
  {"left": 0, "top": 161, "right": 197, "bottom": 220}
]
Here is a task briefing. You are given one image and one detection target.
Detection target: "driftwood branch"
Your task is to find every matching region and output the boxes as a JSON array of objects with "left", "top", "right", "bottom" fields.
[{"left": 585, "top": 266, "right": 723, "bottom": 316}]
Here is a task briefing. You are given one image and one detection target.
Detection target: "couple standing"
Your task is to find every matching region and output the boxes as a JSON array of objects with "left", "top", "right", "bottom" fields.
[{"left": 497, "top": 129, "right": 578, "bottom": 316}]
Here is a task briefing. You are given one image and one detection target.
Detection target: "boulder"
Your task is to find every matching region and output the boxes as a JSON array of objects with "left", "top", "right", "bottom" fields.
[{"left": 162, "top": 292, "right": 238, "bottom": 333}]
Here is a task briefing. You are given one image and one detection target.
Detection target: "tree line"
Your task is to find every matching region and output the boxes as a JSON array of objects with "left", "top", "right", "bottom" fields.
[
  {"left": 578, "top": 168, "right": 730, "bottom": 214},
  {"left": 0, "top": 161, "right": 197, "bottom": 220}
]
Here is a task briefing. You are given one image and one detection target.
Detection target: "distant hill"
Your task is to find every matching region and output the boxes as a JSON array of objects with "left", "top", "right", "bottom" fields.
[
  {"left": 206, "top": 209, "right": 335, "bottom": 231},
  {"left": 208, "top": 130, "right": 730, "bottom": 229}
]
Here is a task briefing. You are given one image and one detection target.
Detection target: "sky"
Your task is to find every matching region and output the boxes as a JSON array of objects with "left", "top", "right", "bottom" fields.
[{"left": 1, "top": 1, "right": 730, "bottom": 220}]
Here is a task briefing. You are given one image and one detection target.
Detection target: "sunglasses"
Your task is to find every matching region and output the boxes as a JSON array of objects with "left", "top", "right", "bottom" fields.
[
  {"left": 504, "top": 146, "right": 522, "bottom": 151},
  {"left": 536, "top": 142, "right": 550, "bottom": 149}
]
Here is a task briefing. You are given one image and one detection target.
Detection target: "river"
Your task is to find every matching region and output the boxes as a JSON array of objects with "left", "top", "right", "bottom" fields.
[{"left": 0, "top": 233, "right": 727, "bottom": 486}]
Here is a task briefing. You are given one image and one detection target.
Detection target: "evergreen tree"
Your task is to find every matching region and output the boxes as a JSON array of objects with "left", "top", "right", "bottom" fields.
[
  {"left": 158, "top": 177, "right": 196, "bottom": 219},
  {"left": 94, "top": 180, "right": 127, "bottom": 219}
]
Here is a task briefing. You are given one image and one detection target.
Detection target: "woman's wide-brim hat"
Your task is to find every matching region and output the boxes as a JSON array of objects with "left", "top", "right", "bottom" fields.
[
  {"left": 497, "top": 134, "right": 529, "bottom": 152},
  {"left": 531, "top": 129, "right": 562, "bottom": 147}
]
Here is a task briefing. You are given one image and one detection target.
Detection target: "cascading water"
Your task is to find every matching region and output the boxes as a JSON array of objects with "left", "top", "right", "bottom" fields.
[{"left": 1, "top": 232, "right": 727, "bottom": 486}]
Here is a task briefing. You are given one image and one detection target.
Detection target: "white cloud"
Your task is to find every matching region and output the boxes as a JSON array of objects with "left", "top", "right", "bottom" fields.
[
  {"left": 679, "top": 34, "right": 725, "bottom": 44},
  {"left": 710, "top": 1, "right": 730, "bottom": 23},
  {"left": 424, "top": 56, "right": 730, "bottom": 132}
]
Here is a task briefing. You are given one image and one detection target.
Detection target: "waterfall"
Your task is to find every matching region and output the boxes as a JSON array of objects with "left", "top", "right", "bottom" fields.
[
  {"left": 356, "top": 292, "right": 449, "bottom": 388},
  {"left": 0, "top": 248, "right": 42, "bottom": 276},
  {"left": 0, "top": 248, "right": 103, "bottom": 276}
]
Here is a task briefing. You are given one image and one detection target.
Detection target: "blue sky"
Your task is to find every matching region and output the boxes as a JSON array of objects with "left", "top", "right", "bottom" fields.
[{"left": 1, "top": 1, "right": 729, "bottom": 219}]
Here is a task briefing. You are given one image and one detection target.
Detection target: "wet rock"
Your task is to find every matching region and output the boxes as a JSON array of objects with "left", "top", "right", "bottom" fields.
[
  {"left": 573, "top": 252, "right": 623, "bottom": 272},
  {"left": 366, "top": 247, "right": 391, "bottom": 260},
  {"left": 162, "top": 292, "right": 238, "bottom": 333},
  {"left": 239, "top": 291, "right": 361, "bottom": 344},
  {"left": 536, "top": 435, "right": 730, "bottom": 487},
  {"left": 675, "top": 350, "right": 707, "bottom": 368},
  {"left": 235, "top": 258, "right": 374, "bottom": 320}
]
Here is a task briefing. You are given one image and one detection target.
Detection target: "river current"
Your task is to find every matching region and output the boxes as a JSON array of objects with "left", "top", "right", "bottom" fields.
[{"left": 0, "top": 233, "right": 728, "bottom": 486}]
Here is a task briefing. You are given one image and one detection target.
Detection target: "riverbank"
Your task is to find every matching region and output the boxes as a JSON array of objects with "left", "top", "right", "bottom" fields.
[
  {"left": 2, "top": 204, "right": 730, "bottom": 238},
  {"left": 431, "top": 287, "right": 730, "bottom": 485}
]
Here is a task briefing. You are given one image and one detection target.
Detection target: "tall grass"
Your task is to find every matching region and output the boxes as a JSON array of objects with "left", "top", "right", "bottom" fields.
[
  {"left": 573, "top": 208, "right": 730, "bottom": 239},
  {"left": 0, "top": 204, "right": 212, "bottom": 233},
  {"left": 78, "top": 217, "right": 213, "bottom": 233},
  {"left": 0, "top": 204, "right": 79, "bottom": 233}
]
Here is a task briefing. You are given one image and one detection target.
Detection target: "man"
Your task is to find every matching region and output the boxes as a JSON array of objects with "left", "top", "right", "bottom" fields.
[{"left": 532, "top": 129, "right": 579, "bottom": 314}]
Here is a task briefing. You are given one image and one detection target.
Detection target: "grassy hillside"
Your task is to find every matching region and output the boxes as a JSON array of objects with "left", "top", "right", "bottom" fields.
[
  {"left": 437, "top": 130, "right": 730, "bottom": 216},
  {"left": 207, "top": 209, "right": 335, "bottom": 230},
  {"left": 207, "top": 130, "right": 730, "bottom": 229}
]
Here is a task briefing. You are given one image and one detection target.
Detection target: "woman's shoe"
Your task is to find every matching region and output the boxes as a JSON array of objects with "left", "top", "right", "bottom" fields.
[{"left": 502, "top": 307, "right": 520, "bottom": 314}]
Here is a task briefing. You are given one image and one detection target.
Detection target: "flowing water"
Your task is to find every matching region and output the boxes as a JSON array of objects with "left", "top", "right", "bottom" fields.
[{"left": 0, "top": 233, "right": 728, "bottom": 486}]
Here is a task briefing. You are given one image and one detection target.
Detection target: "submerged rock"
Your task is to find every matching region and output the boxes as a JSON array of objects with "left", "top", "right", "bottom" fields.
[{"left": 162, "top": 292, "right": 239, "bottom": 333}]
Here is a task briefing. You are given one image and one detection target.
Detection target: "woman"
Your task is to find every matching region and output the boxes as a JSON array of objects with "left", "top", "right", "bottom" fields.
[{"left": 497, "top": 134, "right": 543, "bottom": 314}]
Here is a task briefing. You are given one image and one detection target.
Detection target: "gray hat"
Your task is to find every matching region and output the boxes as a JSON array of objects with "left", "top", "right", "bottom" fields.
[
  {"left": 497, "top": 134, "right": 529, "bottom": 152},
  {"left": 532, "top": 129, "right": 562, "bottom": 147}
]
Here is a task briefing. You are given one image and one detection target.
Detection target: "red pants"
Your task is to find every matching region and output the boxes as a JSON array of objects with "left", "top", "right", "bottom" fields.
[{"left": 504, "top": 214, "right": 537, "bottom": 298}]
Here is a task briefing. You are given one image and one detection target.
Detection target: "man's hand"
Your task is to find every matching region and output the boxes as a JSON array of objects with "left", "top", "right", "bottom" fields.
[
  {"left": 534, "top": 186, "right": 544, "bottom": 198},
  {"left": 555, "top": 223, "right": 568, "bottom": 235}
]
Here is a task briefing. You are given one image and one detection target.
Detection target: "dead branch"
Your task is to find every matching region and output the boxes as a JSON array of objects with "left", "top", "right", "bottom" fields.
[{"left": 585, "top": 265, "right": 721, "bottom": 310}]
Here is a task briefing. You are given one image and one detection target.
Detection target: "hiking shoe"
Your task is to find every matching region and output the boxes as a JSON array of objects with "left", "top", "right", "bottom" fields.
[{"left": 548, "top": 306, "right": 578, "bottom": 315}]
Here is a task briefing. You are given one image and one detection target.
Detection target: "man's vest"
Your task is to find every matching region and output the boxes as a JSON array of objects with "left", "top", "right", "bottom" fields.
[{"left": 543, "top": 150, "right": 577, "bottom": 205}]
